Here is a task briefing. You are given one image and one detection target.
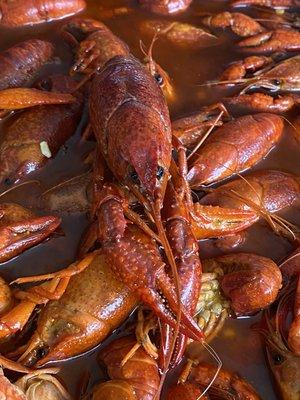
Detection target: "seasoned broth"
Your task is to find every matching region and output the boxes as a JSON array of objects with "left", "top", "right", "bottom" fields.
[{"left": 0, "top": 0, "right": 299, "bottom": 399}]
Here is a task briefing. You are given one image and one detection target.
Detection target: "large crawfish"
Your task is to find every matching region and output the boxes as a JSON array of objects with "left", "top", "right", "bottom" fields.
[
  {"left": 0, "top": 0, "right": 86, "bottom": 28},
  {"left": 88, "top": 54, "right": 206, "bottom": 349},
  {"left": 3, "top": 252, "right": 138, "bottom": 365},
  {"left": 0, "top": 39, "right": 53, "bottom": 91},
  {"left": 187, "top": 113, "right": 284, "bottom": 188}
]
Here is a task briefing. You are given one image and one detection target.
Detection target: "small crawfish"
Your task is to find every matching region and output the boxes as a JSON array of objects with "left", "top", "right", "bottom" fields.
[
  {"left": 238, "top": 28, "right": 300, "bottom": 54},
  {"left": 167, "top": 361, "right": 261, "bottom": 399},
  {"left": 0, "top": 203, "right": 60, "bottom": 263},
  {"left": 5, "top": 252, "right": 138, "bottom": 365},
  {"left": 202, "top": 11, "right": 265, "bottom": 37},
  {"left": 140, "top": 19, "right": 218, "bottom": 48}
]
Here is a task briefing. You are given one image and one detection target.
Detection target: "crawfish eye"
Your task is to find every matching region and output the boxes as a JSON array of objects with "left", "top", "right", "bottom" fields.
[
  {"left": 39, "top": 78, "right": 53, "bottom": 91},
  {"left": 130, "top": 170, "right": 140, "bottom": 184},
  {"left": 156, "top": 166, "right": 164, "bottom": 180},
  {"left": 272, "top": 79, "right": 281, "bottom": 87},
  {"left": 154, "top": 73, "right": 164, "bottom": 86},
  {"left": 273, "top": 353, "right": 284, "bottom": 365}
]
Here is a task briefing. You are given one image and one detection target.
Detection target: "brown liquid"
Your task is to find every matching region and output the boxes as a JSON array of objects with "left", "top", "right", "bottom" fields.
[{"left": 0, "top": 1, "right": 299, "bottom": 399}]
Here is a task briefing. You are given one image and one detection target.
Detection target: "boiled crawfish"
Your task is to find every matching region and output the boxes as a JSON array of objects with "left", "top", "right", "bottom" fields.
[
  {"left": 2, "top": 251, "right": 137, "bottom": 365},
  {"left": 92, "top": 335, "right": 160, "bottom": 400},
  {"left": 0, "top": 0, "right": 86, "bottom": 27},
  {"left": 0, "top": 39, "right": 53, "bottom": 91},
  {"left": 202, "top": 11, "right": 265, "bottom": 37},
  {"left": 0, "top": 75, "right": 83, "bottom": 185},
  {"left": 167, "top": 361, "right": 261, "bottom": 399},
  {"left": 187, "top": 113, "right": 284, "bottom": 188},
  {"left": 0, "top": 203, "right": 60, "bottom": 263}
]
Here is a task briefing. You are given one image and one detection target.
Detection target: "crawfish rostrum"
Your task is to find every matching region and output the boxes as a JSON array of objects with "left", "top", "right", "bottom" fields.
[{"left": 0, "top": 0, "right": 299, "bottom": 399}]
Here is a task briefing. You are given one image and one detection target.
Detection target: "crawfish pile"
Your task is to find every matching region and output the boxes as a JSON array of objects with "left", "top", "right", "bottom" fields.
[{"left": 0, "top": 0, "right": 299, "bottom": 399}]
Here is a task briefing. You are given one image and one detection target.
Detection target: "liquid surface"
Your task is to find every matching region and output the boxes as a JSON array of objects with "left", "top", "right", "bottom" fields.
[{"left": 0, "top": 1, "right": 299, "bottom": 399}]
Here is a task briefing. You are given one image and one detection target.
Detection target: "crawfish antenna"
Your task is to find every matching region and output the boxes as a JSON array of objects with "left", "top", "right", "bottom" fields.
[{"left": 197, "top": 341, "right": 222, "bottom": 400}]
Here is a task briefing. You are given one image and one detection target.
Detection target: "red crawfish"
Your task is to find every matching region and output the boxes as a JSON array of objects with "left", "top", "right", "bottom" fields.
[
  {"left": 0, "top": 75, "right": 83, "bottom": 185},
  {"left": 92, "top": 336, "right": 160, "bottom": 400},
  {"left": 209, "top": 55, "right": 300, "bottom": 92},
  {"left": 238, "top": 28, "right": 300, "bottom": 53},
  {"left": 89, "top": 55, "right": 203, "bottom": 341},
  {"left": 140, "top": 19, "right": 218, "bottom": 48},
  {"left": 202, "top": 11, "right": 265, "bottom": 37},
  {"left": 2, "top": 252, "right": 138, "bottom": 364},
  {"left": 200, "top": 170, "right": 300, "bottom": 240},
  {"left": 231, "top": 0, "right": 300, "bottom": 8},
  {"left": 62, "top": 18, "right": 129, "bottom": 75},
  {"left": 138, "top": 0, "right": 193, "bottom": 14},
  {"left": 0, "top": 39, "right": 53, "bottom": 91},
  {"left": 0, "top": 0, "right": 86, "bottom": 28},
  {"left": 203, "top": 253, "right": 282, "bottom": 316},
  {"left": 187, "top": 113, "right": 284, "bottom": 188},
  {"left": 224, "top": 92, "right": 300, "bottom": 114},
  {"left": 264, "top": 288, "right": 300, "bottom": 400},
  {"left": 167, "top": 361, "right": 261, "bottom": 400},
  {"left": 0, "top": 356, "right": 70, "bottom": 400},
  {"left": 0, "top": 203, "right": 60, "bottom": 263}
]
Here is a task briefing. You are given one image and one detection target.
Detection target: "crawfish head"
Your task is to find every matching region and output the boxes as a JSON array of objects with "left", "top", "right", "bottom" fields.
[
  {"left": 90, "top": 55, "right": 172, "bottom": 205},
  {"left": 265, "top": 323, "right": 300, "bottom": 400}
]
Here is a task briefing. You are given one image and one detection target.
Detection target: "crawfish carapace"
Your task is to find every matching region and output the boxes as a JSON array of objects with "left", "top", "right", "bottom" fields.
[{"left": 90, "top": 55, "right": 172, "bottom": 202}]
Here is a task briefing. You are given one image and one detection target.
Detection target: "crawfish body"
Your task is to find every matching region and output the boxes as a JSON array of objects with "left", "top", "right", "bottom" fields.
[
  {"left": 0, "top": 75, "right": 83, "bottom": 185},
  {"left": 187, "top": 113, "right": 284, "bottom": 188},
  {"left": 0, "top": 0, "right": 86, "bottom": 27},
  {"left": 0, "top": 39, "right": 53, "bottom": 91},
  {"left": 200, "top": 169, "right": 300, "bottom": 214},
  {"left": 20, "top": 253, "right": 138, "bottom": 366}
]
